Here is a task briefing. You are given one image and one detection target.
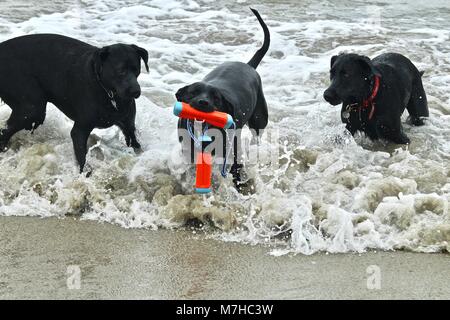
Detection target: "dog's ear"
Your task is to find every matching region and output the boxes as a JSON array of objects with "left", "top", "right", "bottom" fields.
[
  {"left": 331, "top": 53, "right": 346, "bottom": 69},
  {"left": 330, "top": 55, "right": 339, "bottom": 69},
  {"left": 131, "top": 45, "right": 149, "bottom": 72},
  {"left": 359, "top": 55, "right": 382, "bottom": 78},
  {"left": 175, "top": 85, "right": 190, "bottom": 102},
  {"left": 93, "top": 47, "right": 110, "bottom": 75},
  {"left": 214, "top": 89, "right": 234, "bottom": 114}
]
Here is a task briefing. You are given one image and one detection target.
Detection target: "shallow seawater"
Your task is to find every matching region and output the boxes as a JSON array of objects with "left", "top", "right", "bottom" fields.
[{"left": 0, "top": 0, "right": 449, "bottom": 255}]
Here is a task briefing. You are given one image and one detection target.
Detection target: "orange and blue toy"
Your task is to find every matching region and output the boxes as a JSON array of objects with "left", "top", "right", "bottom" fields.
[
  {"left": 173, "top": 101, "right": 234, "bottom": 129},
  {"left": 173, "top": 101, "right": 235, "bottom": 194}
]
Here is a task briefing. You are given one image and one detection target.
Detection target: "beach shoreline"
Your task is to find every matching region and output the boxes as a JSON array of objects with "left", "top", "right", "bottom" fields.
[{"left": 0, "top": 216, "right": 449, "bottom": 299}]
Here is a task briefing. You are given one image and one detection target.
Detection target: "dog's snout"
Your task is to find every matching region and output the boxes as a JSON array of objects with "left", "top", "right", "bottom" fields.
[
  {"left": 191, "top": 98, "right": 214, "bottom": 112},
  {"left": 323, "top": 88, "right": 341, "bottom": 106},
  {"left": 323, "top": 89, "right": 334, "bottom": 103},
  {"left": 129, "top": 87, "right": 141, "bottom": 99}
]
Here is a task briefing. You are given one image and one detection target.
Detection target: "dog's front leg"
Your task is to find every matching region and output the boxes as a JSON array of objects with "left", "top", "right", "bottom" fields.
[
  {"left": 117, "top": 120, "right": 141, "bottom": 153},
  {"left": 117, "top": 102, "right": 141, "bottom": 153},
  {"left": 229, "top": 130, "right": 250, "bottom": 192},
  {"left": 71, "top": 124, "right": 93, "bottom": 173}
]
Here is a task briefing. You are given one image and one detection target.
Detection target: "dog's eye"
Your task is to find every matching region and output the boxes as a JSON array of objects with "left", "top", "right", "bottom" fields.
[{"left": 341, "top": 70, "right": 349, "bottom": 78}]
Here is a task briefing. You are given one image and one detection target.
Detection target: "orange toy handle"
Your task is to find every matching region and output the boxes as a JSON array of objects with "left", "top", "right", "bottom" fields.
[
  {"left": 174, "top": 102, "right": 234, "bottom": 129},
  {"left": 195, "top": 152, "right": 212, "bottom": 193}
]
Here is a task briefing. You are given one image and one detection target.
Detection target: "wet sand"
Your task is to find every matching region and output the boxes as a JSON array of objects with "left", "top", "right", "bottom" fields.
[{"left": 0, "top": 216, "right": 449, "bottom": 300}]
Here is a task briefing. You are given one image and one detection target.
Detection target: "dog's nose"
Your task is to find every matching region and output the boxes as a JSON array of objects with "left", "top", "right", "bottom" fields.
[
  {"left": 197, "top": 99, "right": 209, "bottom": 107},
  {"left": 130, "top": 88, "right": 141, "bottom": 99},
  {"left": 323, "top": 89, "right": 335, "bottom": 103}
]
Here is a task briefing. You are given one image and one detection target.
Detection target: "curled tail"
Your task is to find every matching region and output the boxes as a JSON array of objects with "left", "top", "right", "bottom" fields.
[{"left": 247, "top": 8, "right": 270, "bottom": 69}]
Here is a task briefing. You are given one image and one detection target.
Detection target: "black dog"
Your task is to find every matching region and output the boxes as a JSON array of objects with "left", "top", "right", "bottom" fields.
[
  {"left": 175, "top": 8, "right": 270, "bottom": 188},
  {"left": 323, "top": 53, "right": 429, "bottom": 144},
  {"left": 0, "top": 34, "right": 149, "bottom": 172}
]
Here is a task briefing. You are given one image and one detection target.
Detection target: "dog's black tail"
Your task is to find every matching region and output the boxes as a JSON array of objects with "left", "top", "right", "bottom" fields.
[{"left": 247, "top": 8, "right": 270, "bottom": 69}]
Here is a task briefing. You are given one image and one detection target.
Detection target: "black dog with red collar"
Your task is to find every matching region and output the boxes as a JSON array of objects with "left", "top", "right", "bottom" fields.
[{"left": 323, "top": 53, "right": 429, "bottom": 144}]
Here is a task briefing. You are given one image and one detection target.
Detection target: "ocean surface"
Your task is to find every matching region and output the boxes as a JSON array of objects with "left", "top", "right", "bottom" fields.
[{"left": 0, "top": 0, "right": 449, "bottom": 255}]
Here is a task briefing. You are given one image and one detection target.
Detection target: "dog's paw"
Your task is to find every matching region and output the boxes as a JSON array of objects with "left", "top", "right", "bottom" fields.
[
  {"left": 393, "top": 133, "right": 411, "bottom": 145},
  {"left": 0, "top": 140, "right": 8, "bottom": 152},
  {"left": 128, "top": 138, "right": 141, "bottom": 149},
  {"left": 235, "top": 178, "right": 256, "bottom": 195},
  {"left": 133, "top": 146, "right": 143, "bottom": 155},
  {"left": 230, "top": 164, "right": 256, "bottom": 195},
  {"left": 0, "top": 130, "right": 9, "bottom": 152},
  {"left": 125, "top": 137, "right": 143, "bottom": 154},
  {"left": 130, "top": 140, "right": 143, "bottom": 154},
  {"left": 80, "top": 164, "right": 93, "bottom": 177},
  {"left": 408, "top": 116, "right": 426, "bottom": 126}
]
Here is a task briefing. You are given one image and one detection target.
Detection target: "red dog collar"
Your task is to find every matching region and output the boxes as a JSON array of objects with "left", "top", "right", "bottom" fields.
[{"left": 361, "top": 75, "right": 380, "bottom": 120}]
